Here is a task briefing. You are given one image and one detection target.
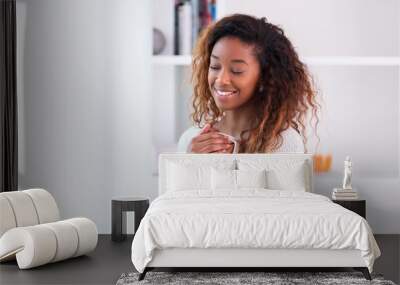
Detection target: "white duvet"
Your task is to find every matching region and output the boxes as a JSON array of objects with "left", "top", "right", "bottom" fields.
[{"left": 131, "top": 190, "right": 380, "bottom": 273}]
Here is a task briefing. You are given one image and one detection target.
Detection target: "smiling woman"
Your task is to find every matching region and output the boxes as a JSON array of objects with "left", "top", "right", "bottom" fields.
[{"left": 177, "top": 14, "right": 319, "bottom": 154}]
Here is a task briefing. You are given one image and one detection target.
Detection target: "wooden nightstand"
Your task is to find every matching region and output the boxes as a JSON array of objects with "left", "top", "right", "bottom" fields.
[{"left": 332, "top": 199, "right": 366, "bottom": 219}]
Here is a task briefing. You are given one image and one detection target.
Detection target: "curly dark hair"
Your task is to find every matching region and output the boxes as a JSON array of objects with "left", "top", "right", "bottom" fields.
[{"left": 191, "top": 14, "right": 319, "bottom": 153}]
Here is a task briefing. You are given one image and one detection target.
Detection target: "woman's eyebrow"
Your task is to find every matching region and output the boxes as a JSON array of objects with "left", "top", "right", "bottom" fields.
[
  {"left": 211, "top": 54, "right": 248, "bottom": 65},
  {"left": 231, "top": 59, "right": 248, "bottom": 65},
  {"left": 211, "top": 54, "right": 249, "bottom": 65}
]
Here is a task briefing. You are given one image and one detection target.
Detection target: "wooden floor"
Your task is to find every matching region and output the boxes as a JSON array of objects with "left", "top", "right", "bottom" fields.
[{"left": 0, "top": 235, "right": 398, "bottom": 285}]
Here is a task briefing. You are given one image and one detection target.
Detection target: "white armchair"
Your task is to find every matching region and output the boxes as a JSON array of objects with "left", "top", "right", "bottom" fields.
[{"left": 0, "top": 188, "right": 98, "bottom": 269}]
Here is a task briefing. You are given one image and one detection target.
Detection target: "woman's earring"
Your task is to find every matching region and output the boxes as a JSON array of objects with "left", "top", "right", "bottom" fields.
[{"left": 259, "top": 85, "right": 264, "bottom": 93}]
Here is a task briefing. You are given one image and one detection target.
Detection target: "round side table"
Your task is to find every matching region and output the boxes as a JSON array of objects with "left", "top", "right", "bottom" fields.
[{"left": 111, "top": 197, "right": 149, "bottom": 242}]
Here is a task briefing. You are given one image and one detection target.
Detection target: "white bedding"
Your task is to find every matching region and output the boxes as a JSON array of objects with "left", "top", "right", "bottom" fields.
[{"left": 131, "top": 190, "right": 380, "bottom": 273}]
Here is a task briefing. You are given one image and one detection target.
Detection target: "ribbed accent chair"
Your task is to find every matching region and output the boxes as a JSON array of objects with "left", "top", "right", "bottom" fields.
[{"left": 0, "top": 188, "right": 97, "bottom": 269}]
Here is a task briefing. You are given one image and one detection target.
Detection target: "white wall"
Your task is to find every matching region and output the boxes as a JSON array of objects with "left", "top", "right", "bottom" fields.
[{"left": 17, "top": 0, "right": 157, "bottom": 234}]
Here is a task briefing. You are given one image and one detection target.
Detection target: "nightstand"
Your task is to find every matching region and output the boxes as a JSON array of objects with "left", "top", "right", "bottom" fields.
[
  {"left": 332, "top": 199, "right": 366, "bottom": 219},
  {"left": 111, "top": 197, "right": 149, "bottom": 242}
]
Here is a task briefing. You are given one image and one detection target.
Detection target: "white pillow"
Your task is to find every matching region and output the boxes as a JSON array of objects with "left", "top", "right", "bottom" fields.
[
  {"left": 166, "top": 159, "right": 235, "bottom": 192},
  {"left": 167, "top": 162, "right": 210, "bottom": 191},
  {"left": 211, "top": 168, "right": 236, "bottom": 190},
  {"left": 211, "top": 168, "right": 268, "bottom": 190},
  {"left": 238, "top": 159, "right": 308, "bottom": 191},
  {"left": 266, "top": 162, "right": 306, "bottom": 191},
  {"left": 236, "top": 169, "right": 267, "bottom": 189}
]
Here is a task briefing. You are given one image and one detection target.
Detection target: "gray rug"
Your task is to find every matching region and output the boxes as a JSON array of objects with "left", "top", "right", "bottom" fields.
[{"left": 116, "top": 271, "right": 396, "bottom": 285}]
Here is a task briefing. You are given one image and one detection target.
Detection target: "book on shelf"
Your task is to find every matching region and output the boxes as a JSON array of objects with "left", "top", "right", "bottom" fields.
[
  {"left": 332, "top": 187, "right": 359, "bottom": 200},
  {"left": 333, "top": 191, "right": 357, "bottom": 195},
  {"left": 174, "top": 0, "right": 217, "bottom": 55},
  {"left": 178, "top": 2, "right": 192, "bottom": 55},
  {"left": 332, "top": 196, "right": 359, "bottom": 200},
  {"left": 332, "top": 191, "right": 359, "bottom": 200},
  {"left": 333, "top": 188, "right": 358, "bottom": 194}
]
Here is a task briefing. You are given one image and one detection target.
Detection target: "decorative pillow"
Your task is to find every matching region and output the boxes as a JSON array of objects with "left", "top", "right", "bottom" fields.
[
  {"left": 166, "top": 159, "right": 235, "bottom": 192},
  {"left": 211, "top": 168, "right": 268, "bottom": 190},
  {"left": 267, "top": 161, "right": 307, "bottom": 191},
  {"left": 167, "top": 162, "right": 210, "bottom": 191},
  {"left": 236, "top": 169, "right": 267, "bottom": 189},
  {"left": 211, "top": 168, "right": 236, "bottom": 190},
  {"left": 238, "top": 159, "right": 308, "bottom": 191}
]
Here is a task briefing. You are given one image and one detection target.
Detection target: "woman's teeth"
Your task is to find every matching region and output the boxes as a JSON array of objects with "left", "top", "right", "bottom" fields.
[{"left": 215, "top": 89, "right": 238, "bottom": 96}]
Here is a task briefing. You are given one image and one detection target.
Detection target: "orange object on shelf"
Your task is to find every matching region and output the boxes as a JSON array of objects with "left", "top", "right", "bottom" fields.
[
  {"left": 313, "top": 154, "right": 321, "bottom": 172},
  {"left": 313, "top": 153, "right": 332, "bottom": 173}
]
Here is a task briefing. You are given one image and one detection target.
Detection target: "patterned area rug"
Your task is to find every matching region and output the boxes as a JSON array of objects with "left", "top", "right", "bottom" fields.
[{"left": 116, "top": 271, "right": 396, "bottom": 285}]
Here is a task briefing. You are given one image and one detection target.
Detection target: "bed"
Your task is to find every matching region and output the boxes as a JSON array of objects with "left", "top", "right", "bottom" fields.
[{"left": 131, "top": 153, "right": 381, "bottom": 281}]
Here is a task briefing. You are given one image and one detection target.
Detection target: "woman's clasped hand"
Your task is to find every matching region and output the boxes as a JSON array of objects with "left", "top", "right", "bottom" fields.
[{"left": 189, "top": 123, "right": 235, "bottom": 153}]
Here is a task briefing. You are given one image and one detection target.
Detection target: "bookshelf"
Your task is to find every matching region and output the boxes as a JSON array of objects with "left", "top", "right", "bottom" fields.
[
  {"left": 151, "top": 0, "right": 219, "bottom": 168},
  {"left": 151, "top": 0, "right": 400, "bottom": 179}
]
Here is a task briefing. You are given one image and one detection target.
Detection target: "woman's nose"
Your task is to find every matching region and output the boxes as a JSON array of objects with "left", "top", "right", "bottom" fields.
[{"left": 215, "top": 69, "right": 231, "bottom": 85}]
